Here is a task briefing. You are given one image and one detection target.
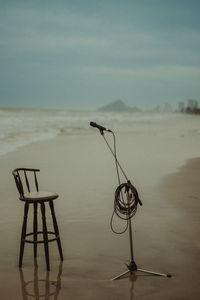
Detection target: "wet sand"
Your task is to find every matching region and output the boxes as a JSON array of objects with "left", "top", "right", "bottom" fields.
[{"left": 0, "top": 121, "right": 200, "bottom": 299}]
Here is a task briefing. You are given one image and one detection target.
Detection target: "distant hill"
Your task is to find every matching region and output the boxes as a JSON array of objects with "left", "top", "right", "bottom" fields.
[{"left": 98, "top": 100, "right": 141, "bottom": 112}]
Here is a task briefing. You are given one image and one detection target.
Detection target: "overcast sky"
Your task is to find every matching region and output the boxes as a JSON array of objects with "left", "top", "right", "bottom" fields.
[{"left": 0, "top": 0, "right": 200, "bottom": 109}]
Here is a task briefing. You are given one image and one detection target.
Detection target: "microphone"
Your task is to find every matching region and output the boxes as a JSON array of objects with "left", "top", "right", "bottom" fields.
[{"left": 90, "top": 122, "right": 110, "bottom": 134}]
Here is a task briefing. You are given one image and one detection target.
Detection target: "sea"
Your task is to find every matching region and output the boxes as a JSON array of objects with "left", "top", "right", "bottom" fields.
[{"left": 0, "top": 107, "right": 199, "bottom": 157}]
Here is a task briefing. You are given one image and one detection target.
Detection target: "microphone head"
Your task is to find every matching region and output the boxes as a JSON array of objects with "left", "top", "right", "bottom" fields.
[{"left": 90, "top": 122, "right": 96, "bottom": 127}]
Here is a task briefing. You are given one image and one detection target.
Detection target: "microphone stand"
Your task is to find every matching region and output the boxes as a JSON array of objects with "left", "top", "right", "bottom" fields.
[{"left": 99, "top": 130, "right": 171, "bottom": 280}]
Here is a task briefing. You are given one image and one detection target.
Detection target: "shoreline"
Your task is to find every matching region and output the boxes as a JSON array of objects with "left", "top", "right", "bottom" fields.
[{"left": 1, "top": 110, "right": 200, "bottom": 158}]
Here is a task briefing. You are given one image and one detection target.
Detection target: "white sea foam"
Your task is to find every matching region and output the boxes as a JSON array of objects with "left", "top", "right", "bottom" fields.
[{"left": 0, "top": 107, "right": 199, "bottom": 156}]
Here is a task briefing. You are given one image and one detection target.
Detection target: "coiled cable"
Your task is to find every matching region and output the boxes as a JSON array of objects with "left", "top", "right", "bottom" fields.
[{"left": 109, "top": 131, "right": 142, "bottom": 234}]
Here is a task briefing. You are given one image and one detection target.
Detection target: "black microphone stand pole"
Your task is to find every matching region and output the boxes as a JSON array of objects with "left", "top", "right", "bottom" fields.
[
  {"left": 99, "top": 130, "right": 171, "bottom": 280},
  {"left": 102, "top": 133, "right": 129, "bottom": 181}
]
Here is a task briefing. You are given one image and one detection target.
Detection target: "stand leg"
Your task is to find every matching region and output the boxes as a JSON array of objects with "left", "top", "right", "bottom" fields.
[
  {"left": 112, "top": 269, "right": 131, "bottom": 281},
  {"left": 137, "top": 268, "right": 172, "bottom": 277}
]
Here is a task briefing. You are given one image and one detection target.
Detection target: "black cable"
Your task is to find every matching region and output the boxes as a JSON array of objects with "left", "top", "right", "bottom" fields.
[
  {"left": 110, "top": 131, "right": 128, "bottom": 234},
  {"left": 109, "top": 131, "right": 141, "bottom": 234}
]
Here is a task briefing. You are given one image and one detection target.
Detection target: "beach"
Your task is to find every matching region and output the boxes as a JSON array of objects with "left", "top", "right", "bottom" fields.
[{"left": 0, "top": 112, "right": 200, "bottom": 299}]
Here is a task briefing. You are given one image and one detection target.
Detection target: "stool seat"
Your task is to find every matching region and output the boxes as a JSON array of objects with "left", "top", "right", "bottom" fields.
[{"left": 20, "top": 191, "right": 58, "bottom": 202}]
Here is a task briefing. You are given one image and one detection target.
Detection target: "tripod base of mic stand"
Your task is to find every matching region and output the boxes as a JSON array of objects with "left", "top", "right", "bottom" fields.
[{"left": 111, "top": 261, "right": 172, "bottom": 281}]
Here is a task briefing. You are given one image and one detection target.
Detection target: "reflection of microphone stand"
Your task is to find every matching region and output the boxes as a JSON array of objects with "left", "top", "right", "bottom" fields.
[
  {"left": 19, "top": 259, "right": 63, "bottom": 299},
  {"left": 129, "top": 274, "right": 137, "bottom": 300},
  {"left": 91, "top": 122, "right": 171, "bottom": 280}
]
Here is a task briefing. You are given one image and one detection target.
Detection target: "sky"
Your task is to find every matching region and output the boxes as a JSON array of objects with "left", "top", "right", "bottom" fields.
[{"left": 0, "top": 0, "right": 200, "bottom": 110}]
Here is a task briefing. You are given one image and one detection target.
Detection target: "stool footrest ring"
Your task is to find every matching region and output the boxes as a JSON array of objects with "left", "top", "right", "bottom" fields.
[{"left": 24, "top": 231, "right": 59, "bottom": 244}]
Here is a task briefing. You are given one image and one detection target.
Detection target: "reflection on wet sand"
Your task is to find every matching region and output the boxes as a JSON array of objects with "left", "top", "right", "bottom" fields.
[
  {"left": 119, "top": 272, "right": 159, "bottom": 300},
  {"left": 19, "top": 260, "right": 63, "bottom": 299},
  {"left": 129, "top": 274, "right": 137, "bottom": 300}
]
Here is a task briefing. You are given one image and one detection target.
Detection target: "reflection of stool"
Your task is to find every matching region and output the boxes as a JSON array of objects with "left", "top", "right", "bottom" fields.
[
  {"left": 19, "top": 259, "right": 63, "bottom": 299},
  {"left": 12, "top": 168, "right": 64, "bottom": 271}
]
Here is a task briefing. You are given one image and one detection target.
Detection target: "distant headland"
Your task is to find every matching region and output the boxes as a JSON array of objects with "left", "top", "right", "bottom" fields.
[
  {"left": 97, "top": 99, "right": 141, "bottom": 112},
  {"left": 97, "top": 99, "right": 200, "bottom": 115}
]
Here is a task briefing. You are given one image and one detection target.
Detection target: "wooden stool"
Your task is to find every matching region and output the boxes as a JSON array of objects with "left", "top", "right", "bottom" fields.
[{"left": 12, "top": 168, "right": 64, "bottom": 271}]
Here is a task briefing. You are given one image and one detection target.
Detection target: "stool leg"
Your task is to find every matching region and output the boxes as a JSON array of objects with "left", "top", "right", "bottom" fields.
[
  {"left": 33, "top": 202, "right": 38, "bottom": 258},
  {"left": 19, "top": 202, "right": 29, "bottom": 268},
  {"left": 40, "top": 202, "right": 50, "bottom": 271},
  {"left": 49, "top": 201, "right": 64, "bottom": 261}
]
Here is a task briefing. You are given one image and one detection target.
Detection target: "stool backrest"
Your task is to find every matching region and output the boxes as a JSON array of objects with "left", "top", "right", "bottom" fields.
[{"left": 12, "top": 168, "right": 40, "bottom": 198}]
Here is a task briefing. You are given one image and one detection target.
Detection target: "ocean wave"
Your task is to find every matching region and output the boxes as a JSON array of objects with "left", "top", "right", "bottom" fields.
[{"left": 0, "top": 107, "right": 197, "bottom": 156}]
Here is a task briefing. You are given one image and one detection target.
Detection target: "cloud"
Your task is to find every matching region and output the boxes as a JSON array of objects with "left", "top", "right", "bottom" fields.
[
  {"left": 0, "top": 1, "right": 200, "bottom": 108},
  {"left": 79, "top": 64, "right": 200, "bottom": 82},
  {"left": 1, "top": 2, "right": 199, "bottom": 62}
]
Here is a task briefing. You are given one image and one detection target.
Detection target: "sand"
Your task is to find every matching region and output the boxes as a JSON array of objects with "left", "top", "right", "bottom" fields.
[{"left": 0, "top": 116, "right": 200, "bottom": 299}]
